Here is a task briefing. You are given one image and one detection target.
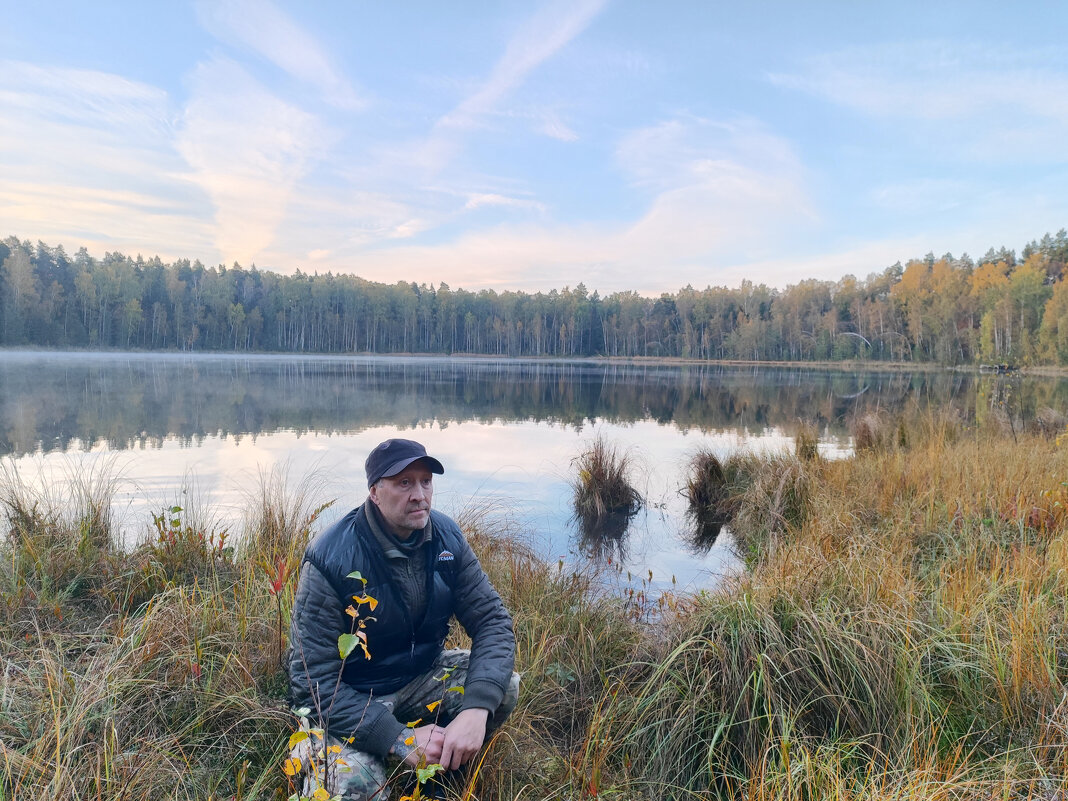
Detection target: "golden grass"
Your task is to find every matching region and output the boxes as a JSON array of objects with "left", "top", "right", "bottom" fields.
[{"left": 3, "top": 411, "right": 1068, "bottom": 799}]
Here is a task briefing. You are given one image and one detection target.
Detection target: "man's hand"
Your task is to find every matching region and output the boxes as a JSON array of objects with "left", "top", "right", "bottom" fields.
[
  {"left": 438, "top": 708, "right": 490, "bottom": 771},
  {"left": 391, "top": 724, "right": 445, "bottom": 767}
]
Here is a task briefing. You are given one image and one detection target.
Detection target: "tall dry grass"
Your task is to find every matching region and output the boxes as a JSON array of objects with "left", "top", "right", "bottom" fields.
[
  {"left": 568, "top": 411, "right": 1068, "bottom": 799},
  {"left": 0, "top": 461, "right": 315, "bottom": 800},
  {"left": 3, "top": 408, "right": 1068, "bottom": 800}
]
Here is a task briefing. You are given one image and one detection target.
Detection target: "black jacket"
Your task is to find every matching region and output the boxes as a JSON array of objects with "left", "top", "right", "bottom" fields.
[{"left": 287, "top": 503, "right": 516, "bottom": 756}]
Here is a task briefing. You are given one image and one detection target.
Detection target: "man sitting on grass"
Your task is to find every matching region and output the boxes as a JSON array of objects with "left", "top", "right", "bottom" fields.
[{"left": 288, "top": 438, "right": 519, "bottom": 800}]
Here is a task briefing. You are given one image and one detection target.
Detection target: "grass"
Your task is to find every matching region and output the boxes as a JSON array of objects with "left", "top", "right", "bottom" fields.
[
  {"left": 3, "top": 409, "right": 1068, "bottom": 799},
  {"left": 569, "top": 435, "right": 644, "bottom": 557}
]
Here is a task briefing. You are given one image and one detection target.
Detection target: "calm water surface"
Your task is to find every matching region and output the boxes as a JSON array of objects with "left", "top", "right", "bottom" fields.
[{"left": 3, "top": 351, "right": 1066, "bottom": 593}]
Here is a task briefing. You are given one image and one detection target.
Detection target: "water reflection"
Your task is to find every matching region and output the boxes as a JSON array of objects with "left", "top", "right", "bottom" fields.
[
  {"left": 575, "top": 509, "right": 638, "bottom": 563},
  {"left": 2, "top": 352, "right": 1068, "bottom": 591},
  {"left": 681, "top": 450, "right": 734, "bottom": 553},
  {"left": 2, "top": 352, "right": 1067, "bottom": 458}
]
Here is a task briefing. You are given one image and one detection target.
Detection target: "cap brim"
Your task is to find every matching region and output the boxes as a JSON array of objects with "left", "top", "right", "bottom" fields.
[{"left": 381, "top": 455, "right": 445, "bottom": 478}]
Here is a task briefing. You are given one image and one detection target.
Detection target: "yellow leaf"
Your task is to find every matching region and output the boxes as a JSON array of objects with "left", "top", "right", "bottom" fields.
[
  {"left": 326, "top": 745, "right": 342, "bottom": 754},
  {"left": 367, "top": 595, "right": 378, "bottom": 611},
  {"left": 346, "top": 737, "right": 355, "bottom": 744},
  {"left": 345, "top": 605, "right": 357, "bottom": 618},
  {"left": 313, "top": 788, "right": 331, "bottom": 801},
  {"left": 406, "top": 718, "right": 422, "bottom": 727},
  {"left": 287, "top": 731, "right": 309, "bottom": 750},
  {"left": 282, "top": 757, "right": 301, "bottom": 776},
  {"left": 405, "top": 736, "right": 415, "bottom": 746},
  {"left": 426, "top": 700, "right": 441, "bottom": 712}
]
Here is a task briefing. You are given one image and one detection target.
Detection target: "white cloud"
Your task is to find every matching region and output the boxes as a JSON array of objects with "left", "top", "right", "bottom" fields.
[
  {"left": 439, "top": 0, "right": 607, "bottom": 129},
  {"left": 415, "top": 0, "right": 606, "bottom": 173},
  {"left": 769, "top": 42, "right": 1068, "bottom": 162},
  {"left": 175, "top": 57, "right": 330, "bottom": 267},
  {"left": 616, "top": 117, "right": 815, "bottom": 264},
  {"left": 464, "top": 192, "right": 546, "bottom": 213},
  {"left": 195, "top": 0, "right": 364, "bottom": 110},
  {"left": 288, "top": 116, "right": 815, "bottom": 293},
  {"left": 537, "top": 113, "right": 579, "bottom": 142},
  {"left": 869, "top": 178, "right": 970, "bottom": 214},
  {"left": 725, "top": 238, "right": 931, "bottom": 288},
  {"left": 0, "top": 60, "right": 213, "bottom": 257}
]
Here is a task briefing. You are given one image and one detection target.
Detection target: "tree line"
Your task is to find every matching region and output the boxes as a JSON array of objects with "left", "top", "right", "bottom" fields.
[{"left": 3, "top": 231, "right": 1068, "bottom": 364}]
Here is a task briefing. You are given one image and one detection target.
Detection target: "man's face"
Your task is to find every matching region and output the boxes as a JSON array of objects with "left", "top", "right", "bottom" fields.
[{"left": 368, "top": 462, "right": 434, "bottom": 539}]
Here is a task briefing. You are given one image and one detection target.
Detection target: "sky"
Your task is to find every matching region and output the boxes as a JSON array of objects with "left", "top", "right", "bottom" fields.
[{"left": 2, "top": 1, "right": 1068, "bottom": 295}]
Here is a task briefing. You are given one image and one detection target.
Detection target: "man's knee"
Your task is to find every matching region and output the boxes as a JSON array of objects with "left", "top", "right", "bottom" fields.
[
  {"left": 488, "top": 671, "right": 521, "bottom": 733},
  {"left": 290, "top": 728, "right": 389, "bottom": 801}
]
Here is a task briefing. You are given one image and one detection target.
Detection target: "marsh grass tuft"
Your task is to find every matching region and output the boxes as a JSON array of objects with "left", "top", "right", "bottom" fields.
[
  {"left": 683, "top": 448, "right": 743, "bottom": 549},
  {"left": 794, "top": 420, "right": 820, "bottom": 461},
  {"left": 730, "top": 453, "right": 814, "bottom": 563},
  {"left": 570, "top": 435, "right": 643, "bottom": 549}
]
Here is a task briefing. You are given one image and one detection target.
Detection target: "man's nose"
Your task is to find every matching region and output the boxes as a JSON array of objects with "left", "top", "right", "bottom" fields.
[{"left": 410, "top": 483, "right": 426, "bottom": 500}]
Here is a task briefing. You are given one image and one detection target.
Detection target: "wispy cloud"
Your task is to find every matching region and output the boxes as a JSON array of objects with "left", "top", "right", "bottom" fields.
[
  {"left": 414, "top": 0, "right": 607, "bottom": 173},
  {"left": 439, "top": 0, "right": 607, "bottom": 130},
  {"left": 616, "top": 117, "right": 815, "bottom": 264},
  {"left": 195, "top": 0, "right": 364, "bottom": 110},
  {"left": 726, "top": 237, "right": 933, "bottom": 288},
  {"left": 302, "top": 116, "right": 815, "bottom": 293},
  {"left": 870, "top": 178, "right": 971, "bottom": 214},
  {"left": 175, "top": 57, "right": 329, "bottom": 267},
  {"left": 769, "top": 42, "right": 1068, "bottom": 162},
  {"left": 463, "top": 192, "right": 545, "bottom": 213},
  {"left": 0, "top": 60, "right": 212, "bottom": 256}
]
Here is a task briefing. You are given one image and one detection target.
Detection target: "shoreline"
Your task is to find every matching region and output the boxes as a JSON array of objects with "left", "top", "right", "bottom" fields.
[{"left": 0, "top": 345, "right": 1042, "bottom": 374}]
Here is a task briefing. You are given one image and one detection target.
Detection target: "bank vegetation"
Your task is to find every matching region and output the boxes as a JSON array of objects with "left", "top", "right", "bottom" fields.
[{"left": 2, "top": 405, "right": 1068, "bottom": 799}]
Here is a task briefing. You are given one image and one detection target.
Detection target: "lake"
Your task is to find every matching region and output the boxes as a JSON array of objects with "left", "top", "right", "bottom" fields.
[{"left": 2, "top": 351, "right": 1066, "bottom": 593}]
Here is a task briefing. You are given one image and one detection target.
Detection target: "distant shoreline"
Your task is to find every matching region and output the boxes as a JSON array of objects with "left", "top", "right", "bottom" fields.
[
  {"left": 3, "top": 345, "right": 1066, "bottom": 375},
  {"left": 0, "top": 346, "right": 980, "bottom": 374}
]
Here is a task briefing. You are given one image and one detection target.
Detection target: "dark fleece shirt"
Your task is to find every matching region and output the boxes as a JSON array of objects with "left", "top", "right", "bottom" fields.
[{"left": 365, "top": 500, "right": 431, "bottom": 626}]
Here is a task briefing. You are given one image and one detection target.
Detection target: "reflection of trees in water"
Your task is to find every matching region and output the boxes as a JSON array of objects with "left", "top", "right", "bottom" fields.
[{"left": 1, "top": 355, "right": 1067, "bottom": 457}]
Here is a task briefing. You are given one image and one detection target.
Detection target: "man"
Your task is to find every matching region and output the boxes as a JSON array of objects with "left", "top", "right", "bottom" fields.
[{"left": 288, "top": 438, "right": 519, "bottom": 800}]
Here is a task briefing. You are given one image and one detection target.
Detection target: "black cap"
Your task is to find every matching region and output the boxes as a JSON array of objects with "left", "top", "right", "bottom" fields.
[{"left": 365, "top": 438, "right": 445, "bottom": 488}]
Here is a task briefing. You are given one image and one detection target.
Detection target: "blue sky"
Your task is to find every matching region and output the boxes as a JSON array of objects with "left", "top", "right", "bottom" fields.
[{"left": 3, "top": 1, "right": 1067, "bottom": 294}]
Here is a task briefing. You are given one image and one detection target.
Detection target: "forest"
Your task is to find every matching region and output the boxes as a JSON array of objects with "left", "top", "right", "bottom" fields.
[{"left": 3, "top": 230, "right": 1068, "bottom": 364}]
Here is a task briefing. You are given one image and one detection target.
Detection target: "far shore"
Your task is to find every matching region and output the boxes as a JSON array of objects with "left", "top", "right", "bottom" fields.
[{"left": 6, "top": 345, "right": 1063, "bottom": 375}]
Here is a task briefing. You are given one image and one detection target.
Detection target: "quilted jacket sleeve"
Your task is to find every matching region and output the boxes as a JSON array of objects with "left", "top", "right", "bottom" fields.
[
  {"left": 287, "top": 560, "right": 405, "bottom": 757},
  {"left": 449, "top": 531, "right": 516, "bottom": 714}
]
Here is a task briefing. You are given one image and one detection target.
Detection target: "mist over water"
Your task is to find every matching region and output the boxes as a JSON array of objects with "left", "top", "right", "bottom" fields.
[{"left": 2, "top": 351, "right": 1066, "bottom": 591}]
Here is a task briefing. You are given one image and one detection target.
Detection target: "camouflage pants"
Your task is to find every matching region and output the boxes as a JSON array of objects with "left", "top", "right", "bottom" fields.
[{"left": 291, "top": 649, "right": 520, "bottom": 801}]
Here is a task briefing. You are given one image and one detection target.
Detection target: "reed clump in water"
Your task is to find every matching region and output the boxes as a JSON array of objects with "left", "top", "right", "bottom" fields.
[
  {"left": 570, "top": 435, "right": 643, "bottom": 533},
  {"left": 682, "top": 449, "right": 755, "bottom": 549}
]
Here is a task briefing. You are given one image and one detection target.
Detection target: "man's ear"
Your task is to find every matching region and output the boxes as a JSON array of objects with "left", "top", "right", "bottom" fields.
[{"left": 368, "top": 483, "right": 379, "bottom": 505}]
